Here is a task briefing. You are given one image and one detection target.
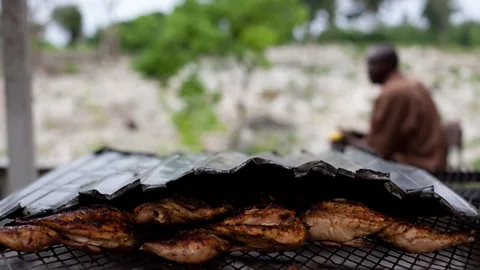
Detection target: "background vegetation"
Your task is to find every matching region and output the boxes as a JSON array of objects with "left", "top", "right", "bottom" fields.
[{"left": 39, "top": 0, "right": 480, "bottom": 156}]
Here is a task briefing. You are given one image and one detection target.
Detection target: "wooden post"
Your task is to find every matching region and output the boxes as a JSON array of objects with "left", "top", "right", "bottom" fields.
[{"left": 1, "top": 0, "right": 37, "bottom": 194}]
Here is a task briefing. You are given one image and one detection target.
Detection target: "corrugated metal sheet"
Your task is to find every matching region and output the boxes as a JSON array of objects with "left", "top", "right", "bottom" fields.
[{"left": 0, "top": 147, "right": 478, "bottom": 220}]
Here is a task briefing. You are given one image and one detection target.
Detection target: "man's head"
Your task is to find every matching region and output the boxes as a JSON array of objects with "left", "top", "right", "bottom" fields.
[{"left": 366, "top": 43, "right": 399, "bottom": 84}]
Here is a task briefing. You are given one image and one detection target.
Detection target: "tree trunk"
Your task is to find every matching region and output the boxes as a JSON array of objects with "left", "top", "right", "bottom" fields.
[{"left": 1, "top": 0, "right": 37, "bottom": 195}]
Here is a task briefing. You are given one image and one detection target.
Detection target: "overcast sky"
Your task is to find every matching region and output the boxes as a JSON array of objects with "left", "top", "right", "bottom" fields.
[{"left": 29, "top": 0, "right": 480, "bottom": 46}]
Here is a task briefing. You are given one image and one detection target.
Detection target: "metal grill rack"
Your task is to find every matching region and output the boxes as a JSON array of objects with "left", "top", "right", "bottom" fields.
[
  {"left": 435, "top": 171, "right": 480, "bottom": 202},
  {"left": 1, "top": 150, "right": 480, "bottom": 270},
  {"left": 1, "top": 202, "right": 479, "bottom": 270}
]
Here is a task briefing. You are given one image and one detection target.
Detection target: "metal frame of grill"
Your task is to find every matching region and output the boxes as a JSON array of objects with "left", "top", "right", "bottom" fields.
[{"left": 436, "top": 171, "right": 480, "bottom": 203}]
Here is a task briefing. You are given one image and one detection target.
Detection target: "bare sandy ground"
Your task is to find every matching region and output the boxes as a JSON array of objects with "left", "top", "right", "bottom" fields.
[{"left": 0, "top": 45, "right": 478, "bottom": 167}]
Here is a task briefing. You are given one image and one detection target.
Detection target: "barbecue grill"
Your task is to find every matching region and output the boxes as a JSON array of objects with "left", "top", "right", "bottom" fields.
[{"left": 1, "top": 148, "right": 479, "bottom": 270}]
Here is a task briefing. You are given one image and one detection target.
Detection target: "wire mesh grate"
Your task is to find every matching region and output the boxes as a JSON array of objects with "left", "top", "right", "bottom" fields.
[
  {"left": 435, "top": 171, "right": 480, "bottom": 202},
  {"left": 1, "top": 210, "right": 479, "bottom": 270},
  {"left": 1, "top": 171, "right": 479, "bottom": 270}
]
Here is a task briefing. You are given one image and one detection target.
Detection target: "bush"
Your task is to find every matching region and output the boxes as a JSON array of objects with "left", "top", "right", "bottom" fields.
[
  {"left": 319, "top": 25, "right": 436, "bottom": 46},
  {"left": 85, "top": 12, "right": 164, "bottom": 53},
  {"left": 52, "top": 5, "right": 82, "bottom": 46},
  {"left": 448, "top": 21, "right": 480, "bottom": 47},
  {"left": 318, "top": 22, "right": 480, "bottom": 48},
  {"left": 118, "top": 12, "right": 165, "bottom": 53},
  {"left": 133, "top": 0, "right": 307, "bottom": 83}
]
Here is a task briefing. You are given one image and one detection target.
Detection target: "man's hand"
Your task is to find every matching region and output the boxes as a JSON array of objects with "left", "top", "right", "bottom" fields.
[
  {"left": 338, "top": 129, "right": 365, "bottom": 144},
  {"left": 338, "top": 129, "right": 373, "bottom": 152}
]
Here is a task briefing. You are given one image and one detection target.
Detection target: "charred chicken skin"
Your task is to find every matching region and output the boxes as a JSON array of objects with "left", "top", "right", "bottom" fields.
[
  {"left": 134, "top": 197, "right": 231, "bottom": 225},
  {"left": 0, "top": 225, "right": 60, "bottom": 252},
  {"left": 141, "top": 229, "right": 234, "bottom": 264},
  {"left": 211, "top": 205, "right": 307, "bottom": 252},
  {"left": 302, "top": 199, "right": 394, "bottom": 248},
  {"left": 2, "top": 198, "right": 474, "bottom": 259},
  {"left": 11, "top": 205, "right": 138, "bottom": 253},
  {"left": 377, "top": 221, "right": 476, "bottom": 253}
]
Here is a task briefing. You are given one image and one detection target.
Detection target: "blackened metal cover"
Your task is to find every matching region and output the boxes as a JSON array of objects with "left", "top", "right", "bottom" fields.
[{"left": 0, "top": 147, "right": 477, "bottom": 220}]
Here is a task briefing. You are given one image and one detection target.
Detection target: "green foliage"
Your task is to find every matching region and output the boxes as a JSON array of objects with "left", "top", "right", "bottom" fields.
[
  {"left": 318, "top": 22, "right": 480, "bottom": 48},
  {"left": 134, "top": 0, "right": 228, "bottom": 83},
  {"left": 422, "top": 0, "right": 456, "bottom": 42},
  {"left": 320, "top": 27, "right": 391, "bottom": 45},
  {"left": 85, "top": 30, "right": 101, "bottom": 46},
  {"left": 171, "top": 74, "right": 223, "bottom": 151},
  {"left": 65, "top": 63, "right": 79, "bottom": 74},
  {"left": 88, "top": 139, "right": 107, "bottom": 152},
  {"left": 474, "top": 158, "right": 480, "bottom": 170},
  {"left": 31, "top": 39, "right": 57, "bottom": 51},
  {"left": 86, "top": 13, "right": 164, "bottom": 53},
  {"left": 52, "top": 5, "right": 82, "bottom": 46},
  {"left": 212, "top": 0, "right": 308, "bottom": 49},
  {"left": 301, "top": 0, "right": 336, "bottom": 41},
  {"left": 239, "top": 25, "right": 280, "bottom": 52},
  {"left": 302, "top": 0, "right": 336, "bottom": 26},
  {"left": 130, "top": 0, "right": 307, "bottom": 150},
  {"left": 347, "top": 0, "right": 388, "bottom": 20},
  {"left": 134, "top": 0, "right": 308, "bottom": 83},
  {"left": 243, "top": 132, "right": 297, "bottom": 155},
  {"left": 118, "top": 13, "right": 165, "bottom": 53},
  {"left": 448, "top": 21, "right": 480, "bottom": 47}
]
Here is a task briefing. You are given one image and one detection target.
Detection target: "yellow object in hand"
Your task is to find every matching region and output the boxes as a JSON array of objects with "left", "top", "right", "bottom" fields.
[{"left": 328, "top": 130, "right": 344, "bottom": 142}]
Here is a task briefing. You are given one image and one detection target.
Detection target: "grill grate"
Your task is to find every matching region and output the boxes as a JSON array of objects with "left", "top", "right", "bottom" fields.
[
  {"left": 1, "top": 207, "right": 479, "bottom": 270},
  {"left": 1, "top": 171, "right": 480, "bottom": 270},
  {"left": 435, "top": 171, "right": 480, "bottom": 203}
]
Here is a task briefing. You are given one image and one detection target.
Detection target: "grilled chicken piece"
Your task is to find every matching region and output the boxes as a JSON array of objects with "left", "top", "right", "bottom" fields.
[
  {"left": 134, "top": 197, "right": 231, "bottom": 225},
  {"left": 12, "top": 205, "right": 138, "bottom": 253},
  {"left": 0, "top": 225, "right": 60, "bottom": 252},
  {"left": 302, "top": 199, "right": 394, "bottom": 247},
  {"left": 319, "top": 239, "right": 373, "bottom": 248},
  {"left": 211, "top": 205, "right": 307, "bottom": 251},
  {"left": 377, "top": 221, "right": 476, "bottom": 253},
  {"left": 141, "top": 229, "right": 233, "bottom": 264}
]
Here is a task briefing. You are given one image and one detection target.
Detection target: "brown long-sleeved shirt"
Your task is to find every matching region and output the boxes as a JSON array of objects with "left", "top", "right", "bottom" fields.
[{"left": 366, "top": 71, "right": 447, "bottom": 171}]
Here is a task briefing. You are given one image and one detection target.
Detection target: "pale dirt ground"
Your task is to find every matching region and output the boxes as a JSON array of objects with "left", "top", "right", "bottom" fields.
[{"left": 0, "top": 44, "right": 478, "bottom": 168}]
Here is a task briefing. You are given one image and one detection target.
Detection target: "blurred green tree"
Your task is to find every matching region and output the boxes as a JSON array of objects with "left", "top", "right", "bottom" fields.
[
  {"left": 85, "top": 12, "right": 165, "bottom": 53},
  {"left": 52, "top": 5, "right": 82, "bottom": 46},
  {"left": 422, "top": 0, "right": 456, "bottom": 43},
  {"left": 118, "top": 12, "right": 165, "bottom": 53},
  {"left": 449, "top": 21, "right": 480, "bottom": 47},
  {"left": 199, "top": 0, "right": 308, "bottom": 148},
  {"left": 134, "top": 0, "right": 227, "bottom": 82},
  {"left": 347, "top": 0, "right": 386, "bottom": 17},
  {"left": 301, "top": 0, "right": 337, "bottom": 41},
  {"left": 133, "top": 0, "right": 308, "bottom": 150},
  {"left": 135, "top": 0, "right": 307, "bottom": 82},
  {"left": 346, "top": 0, "right": 390, "bottom": 29},
  {"left": 208, "top": 0, "right": 308, "bottom": 62}
]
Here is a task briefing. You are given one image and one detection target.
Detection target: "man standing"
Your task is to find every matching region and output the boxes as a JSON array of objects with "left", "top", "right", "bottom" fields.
[{"left": 344, "top": 43, "right": 447, "bottom": 171}]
